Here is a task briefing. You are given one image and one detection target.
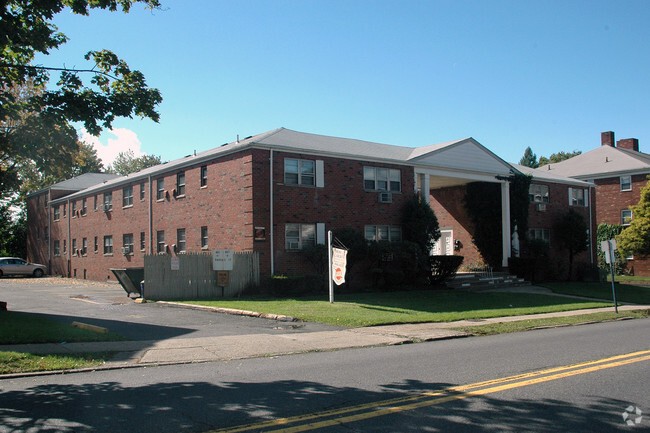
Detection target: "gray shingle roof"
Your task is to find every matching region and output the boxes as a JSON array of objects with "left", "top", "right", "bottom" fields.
[
  {"left": 511, "top": 164, "right": 592, "bottom": 187},
  {"left": 538, "top": 145, "right": 650, "bottom": 179}
]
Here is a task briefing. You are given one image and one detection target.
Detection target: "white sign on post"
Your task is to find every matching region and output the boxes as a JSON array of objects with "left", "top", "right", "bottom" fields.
[
  {"left": 601, "top": 239, "right": 617, "bottom": 264},
  {"left": 332, "top": 247, "right": 348, "bottom": 286},
  {"left": 212, "top": 249, "right": 234, "bottom": 271}
]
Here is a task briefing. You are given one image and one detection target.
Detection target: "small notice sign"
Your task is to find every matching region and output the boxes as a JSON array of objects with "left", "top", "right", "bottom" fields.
[
  {"left": 213, "top": 249, "right": 234, "bottom": 271},
  {"left": 217, "top": 271, "right": 229, "bottom": 286},
  {"left": 332, "top": 247, "right": 348, "bottom": 286},
  {"left": 170, "top": 257, "right": 180, "bottom": 271}
]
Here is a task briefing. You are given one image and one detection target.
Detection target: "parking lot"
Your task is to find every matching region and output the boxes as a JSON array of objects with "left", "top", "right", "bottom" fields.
[{"left": 0, "top": 277, "right": 338, "bottom": 341}]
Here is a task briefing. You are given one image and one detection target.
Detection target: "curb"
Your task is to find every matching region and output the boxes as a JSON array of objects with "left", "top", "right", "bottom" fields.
[{"left": 155, "top": 301, "right": 299, "bottom": 322}]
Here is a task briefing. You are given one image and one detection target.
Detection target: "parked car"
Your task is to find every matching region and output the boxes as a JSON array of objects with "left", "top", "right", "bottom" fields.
[{"left": 0, "top": 257, "right": 47, "bottom": 277}]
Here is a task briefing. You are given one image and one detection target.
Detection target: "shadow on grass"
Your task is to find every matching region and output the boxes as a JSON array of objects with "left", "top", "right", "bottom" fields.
[{"left": 0, "top": 377, "right": 635, "bottom": 432}]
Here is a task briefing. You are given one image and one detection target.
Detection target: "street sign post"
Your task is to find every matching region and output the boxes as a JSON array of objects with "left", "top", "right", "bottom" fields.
[{"left": 600, "top": 239, "right": 618, "bottom": 313}]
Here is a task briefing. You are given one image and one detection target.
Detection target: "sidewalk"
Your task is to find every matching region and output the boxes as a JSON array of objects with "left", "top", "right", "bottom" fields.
[{"left": 1, "top": 304, "right": 648, "bottom": 378}]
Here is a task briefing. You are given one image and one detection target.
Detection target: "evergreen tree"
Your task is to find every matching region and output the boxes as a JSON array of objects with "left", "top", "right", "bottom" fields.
[{"left": 519, "top": 147, "right": 538, "bottom": 168}]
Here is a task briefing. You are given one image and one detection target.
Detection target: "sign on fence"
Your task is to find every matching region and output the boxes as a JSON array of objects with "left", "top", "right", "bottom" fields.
[{"left": 212, "top": 249, "right": 234, "bottom": 271}]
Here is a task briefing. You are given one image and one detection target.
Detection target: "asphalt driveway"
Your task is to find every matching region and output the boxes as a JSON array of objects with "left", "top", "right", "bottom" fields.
[{"left": 0, "top": 277, "right": 338, "bottom": 341}]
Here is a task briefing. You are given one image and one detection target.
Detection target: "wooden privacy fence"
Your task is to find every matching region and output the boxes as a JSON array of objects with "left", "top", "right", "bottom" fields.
[{"left": 143, "top": 252, "right": 259, "bottom": 300}]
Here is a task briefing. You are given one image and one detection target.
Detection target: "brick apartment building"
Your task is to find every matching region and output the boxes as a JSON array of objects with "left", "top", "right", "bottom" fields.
[
  {"left": 538, "top": 131, "right": 650, "bottom": 275},
  {"left": 26, "top": 128, "right": 596, "bottom": 284}
]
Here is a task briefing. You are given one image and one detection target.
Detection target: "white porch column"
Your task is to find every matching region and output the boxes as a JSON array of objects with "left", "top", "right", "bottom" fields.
[
  {"left": 415, "top": 172, "right": 430, "bottom": 204},
  {"left": 501, "top": 181, "right": 511, "bottom": 268}
]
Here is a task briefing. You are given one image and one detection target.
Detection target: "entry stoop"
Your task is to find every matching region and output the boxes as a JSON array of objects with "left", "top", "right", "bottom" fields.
[{"left": 445, "top": 272, "right": 528, "bottom": 291}]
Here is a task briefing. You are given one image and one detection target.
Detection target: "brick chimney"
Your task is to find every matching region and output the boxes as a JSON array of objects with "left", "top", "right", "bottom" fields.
[
  {"left": 617, "top": 138, "right": 639, "bottom": 152},
  {"left": 601, "top": 131, "right": 615, "bottom": 147}
]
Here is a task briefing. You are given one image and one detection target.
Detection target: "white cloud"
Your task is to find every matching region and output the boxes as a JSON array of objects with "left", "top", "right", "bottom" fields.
[{"left": 81, "top": 128, "right": 144, "bottom": 166}]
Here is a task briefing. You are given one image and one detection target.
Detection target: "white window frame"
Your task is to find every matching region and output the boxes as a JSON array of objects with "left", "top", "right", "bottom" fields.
[
  {"left": 620, "top": 176, "right": 632, "bottom": 191},
  {"left": 176, "top": 172, "right": 186, "bottom": 196},
  {"left": 529, "top": 184, "right": 549, "bottom": 203},
  {"left": 140, "top": 232, "right": 146, "bottom": 251},
  {"left": 200, "top": 165, "right": 208, "bottom": 188},
  {"left": 53, "top": 240, "right": 60, "bottom": 256},
  {"left": 285, "top": 223, "right": 316, "bottom": 250},
  {"left": 156, "top": 230, "right": 165, "bottom": 253},
  {"left": 123, "top": 185, "right": 133, "bottom": 207},
  {"left": 103, "top": 192, "right": 113, "bottom": 210},
  {"left": 53, "top": 205, "right": 60, "bottom": 221},
  {"left": 284, "top": 158, "right": 316, "bottom": 187},
  {"left": 201, "top": 226, "right": 208, "bottom": 248},
  {"left": 364, "top": 225, "right": 402, "bottom": 242},
  {"left": 363, "top": 167, "right": 401, "bottom": 192},
  {"left": 568, "top": 188, "right": 587, "bottom": 207},
  {"left": 529, "top": 228, "right": 551, "bottom": 245},
  {"left": 177, "top": 228, "right": 186, "bottom": 253},
  {"left": 621, "top": 209, "right": 633, "bottom": 226},
  {"left": 123, "top": 233, "right": 134, "bottom": 255},
  {"left": 103, "top": 235, "right": 113, "bottom": 255},
  {"left": 156, "top": 178, "right": 165, "bottom": 201}
]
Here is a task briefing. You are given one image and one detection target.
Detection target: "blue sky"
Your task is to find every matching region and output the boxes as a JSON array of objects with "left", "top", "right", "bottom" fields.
[{"left": 38, "top": 0, "right": 650, "bottom": 166}]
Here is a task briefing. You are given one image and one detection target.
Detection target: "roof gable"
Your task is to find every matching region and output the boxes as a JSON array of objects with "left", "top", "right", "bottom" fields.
[{"left": 543, "top": 145, "right": 650, "bottom": 179}]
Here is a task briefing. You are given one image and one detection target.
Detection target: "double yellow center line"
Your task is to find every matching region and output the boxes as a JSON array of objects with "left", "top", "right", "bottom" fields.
[{"left": 214, "top": 349, "right": 650, "bottom": 433}]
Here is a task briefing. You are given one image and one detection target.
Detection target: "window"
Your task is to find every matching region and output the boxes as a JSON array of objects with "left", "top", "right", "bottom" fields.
[
  {"left": 93, "top": 195, "right": 97, "bottom": 211},
  {"left": 200, "top": 165, "right": 208, "bottom": 187},
  {"left": 140, "top": 183, "right": 146, "bottom": 201},
  {"left": 53, "top": 206, "right": 60, "bottom": 221},
  {"left": 175, "top": 172, "right": 186, "bottom": 197},
  {"left": 94, "top": 236, "right": 98, "bottom": 253},
  {"left": 123, "top": 233, "right": 134, "bottom": 254},
  {"left": 157, "top": 178, "right": 165, "bottom": 200},
  {"left": 72, "top": 238, "right": 77, "bottom": 254},
  {"left": 569, "top": 188, "right": 586, "bottom": 206},
  {"left": 63, "top": 239, "right": 67, "bottom": 254},
  {"left": 284, "top": 158, "right": 315, "bottom": 186},
  {"left": 157, "top": 230, "right": 165, "bottom": 253},
  {"left": 53, "top": 240, "right": 60, "bottom": 256},
  {"left": 364, "top": 225, "right": 402, "bottom": 242},
  {"left": 103, "top": 236, "right": 113, "bottom": 254},
  {"left": 621, "top": 209, "right": 633, "bottom": 226},
  {"left": 63, "top": 204, "right": 67, "bottom": 217},
  {"left": 139, "top": 232, "right": 145, "bottom": 251},
  {"left": 44, "top": 227, "right": 49, "bottom": 242},
  {"left": 201, "top": 226, "right": 208, "bottom": 248},
  {"left": 177, "top": 228, "right": 186, "bottom": 252},
  {"left": 82, "top": 238, "right": 87, "bottom": 255},
  {"left": 529, "top": 228, "right": 550, "bottom": 245},
  {"left": 620, "top": 176, "right": 632, "bottom": 191},
  {"left": 123, "top": 186, "right": 133, "bottom": 207},
  {"left": 82, "top": 198, "right": 87, "bottom": 215},
  {"left": 71, "top": 201, "right": 77, "bottom": 216},
  {"left": 103, "top": 192, "right": 113, "bottom": 210},
  {"left": 285, "top": 223, "right": 315, "bottom": 250},
  {"left": 44, "top": 195, "right": 48, "bottom": 208},
  {"left": 529, "top": 184, "right": 549, "bottom": 203},
  {"left": 364, "top": 166, "right": 401, "bottom": 192}
]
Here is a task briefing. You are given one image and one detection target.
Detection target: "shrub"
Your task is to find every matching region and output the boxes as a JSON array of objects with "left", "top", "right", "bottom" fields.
[{"left": 430, "top": 255, "right": 464, "bottom": 285}]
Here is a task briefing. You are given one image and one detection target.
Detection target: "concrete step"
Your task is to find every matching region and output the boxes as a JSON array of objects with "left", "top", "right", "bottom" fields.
[{"left": 446, "top": 272, "right": 528, "bottom": 291}]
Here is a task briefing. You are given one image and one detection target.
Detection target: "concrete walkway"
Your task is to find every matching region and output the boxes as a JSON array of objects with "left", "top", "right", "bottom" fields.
[{"left": 1, "top": 303, "right": 648, "bottom": 378}]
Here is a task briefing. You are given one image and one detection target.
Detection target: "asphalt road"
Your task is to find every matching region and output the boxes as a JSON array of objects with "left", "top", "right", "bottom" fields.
[
  {"left": 0, "top": 277, "right": 338, "bottom": 340},
  {"left": 1, "top": 314, "right": 648, "bottom": 432}
]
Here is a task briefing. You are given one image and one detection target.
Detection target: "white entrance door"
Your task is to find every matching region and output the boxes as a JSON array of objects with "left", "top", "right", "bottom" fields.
[{"left": 433, "top": 230, "right": 454, "bottom": 256}]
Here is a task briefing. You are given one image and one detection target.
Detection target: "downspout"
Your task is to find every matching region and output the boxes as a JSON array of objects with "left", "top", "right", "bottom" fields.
[
  {"left": 67, "top": 198, "right": 71, "bottom": 278},
  {"left": 148, "top": 175, "right": 153, "bottom": 254},
  {"left": 269, "top": 149, "right": 275, "bottom": 275},
  {"left": 47, "top": 189, "right": 52, "bottom": 274},
  {"left": 589, "top": 186, "right": 594, "bottom": 264}
]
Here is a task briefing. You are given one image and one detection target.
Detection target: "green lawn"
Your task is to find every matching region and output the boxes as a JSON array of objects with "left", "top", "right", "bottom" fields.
[
  {"left": 541, "top": 282, "right": 650, "bottom": 305},
  {"left": 183, "top": 290, "right": 612, "bottom": 327},
  {"left": 0, "top": 351, "right": 113, "bottom": 374},
  {"left": 0, "top": 311, "right": 126, "bottom": 345}
]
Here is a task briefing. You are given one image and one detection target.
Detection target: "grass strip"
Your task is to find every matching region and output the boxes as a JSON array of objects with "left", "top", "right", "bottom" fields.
[
  {"left": 182, "top": 290, "right": 611, "bottom": 327},
  {"left": 0, "top": 351, "right": 114, "bottom": 374},
  {"left": 451, "top": 310, "right": 650, "bottom": 336},
  {"left": 541, "top": 282, "right": 650, "bottom": 305},
  {"left": 0, "top": 311, "right": 126, "bottom": 345}
]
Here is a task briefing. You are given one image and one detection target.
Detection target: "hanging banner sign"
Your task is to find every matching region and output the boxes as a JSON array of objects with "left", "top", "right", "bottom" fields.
[{"left": 332, "top": 247, "right": 348, "bottom": 286}]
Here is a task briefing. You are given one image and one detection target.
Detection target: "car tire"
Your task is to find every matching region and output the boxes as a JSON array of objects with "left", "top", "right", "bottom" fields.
[{"left": 33, "top": 269, "right": 44, "bottom": 278}]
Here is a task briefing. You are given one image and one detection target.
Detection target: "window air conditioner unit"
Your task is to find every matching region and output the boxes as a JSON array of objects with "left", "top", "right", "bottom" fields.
[
  {"left": 536, "top": 203, "right": 547, "bottom": 212},
  {"left": 172, "top": 188, "right": 177, "bottom": 197},
  {"left": 288, "top": 241, "right": 300, "bottom": 250},
  {"left": 378, "top": 192, "right": 393, "bottom": 203},
  {"left": 121, "top": 247, "right": 128, "bottom": 255},
  {"left": 99, "top": 204, "right": 105, "bottom": 211}
]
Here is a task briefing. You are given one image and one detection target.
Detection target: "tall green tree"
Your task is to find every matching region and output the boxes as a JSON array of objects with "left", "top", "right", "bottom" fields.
[
  {"left": 1, "top": 0, "right": 162, "bottom": 199},
  {"left": 553, "top": 209, "right": 589, "bottom": 280},
  {"left": 519, "top": 147, "right": 538, "bottom": 168},
  {"left": 107, "top": 149, "right": 162, "bottom": 175},
  {"left": 617, "top": 178, "right": 650, "bottom": 258}
]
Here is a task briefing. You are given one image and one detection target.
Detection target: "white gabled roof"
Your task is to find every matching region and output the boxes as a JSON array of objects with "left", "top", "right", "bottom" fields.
[
  {"left": 540, "top": 145, "right": 650, "bottom": 179},
  {"left": 512, "top": 164, "right": 593, "bottom": 188}
]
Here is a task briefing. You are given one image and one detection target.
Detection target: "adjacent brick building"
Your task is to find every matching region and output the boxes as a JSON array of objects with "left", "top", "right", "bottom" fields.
[
  {"left": 538, "top": 131, "right": 650, "bottom": 275},
  {"left": 27, "top": 128, "right": 596, "bottom": 284}
]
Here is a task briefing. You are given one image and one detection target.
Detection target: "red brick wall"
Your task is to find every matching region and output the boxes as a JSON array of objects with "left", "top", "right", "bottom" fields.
[
  {"left": 253, "top": 150, "right": 415, "bottom": 276},
  {"left": 429, "top": 185, "right": 481, "bottom": 266}
]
